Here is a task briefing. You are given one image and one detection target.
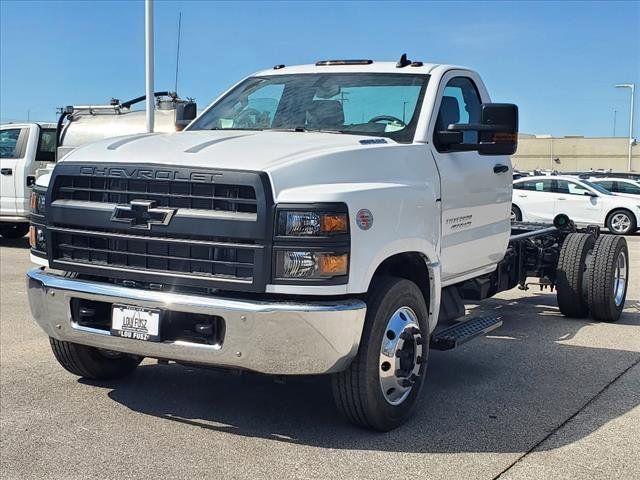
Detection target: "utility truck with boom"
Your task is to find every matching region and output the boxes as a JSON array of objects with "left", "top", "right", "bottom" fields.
[
  {"left": 27, "top": 56, "right": 629, "bottom": 431},
  {"left": 0, "top": 93, "right": 195, "bottom": 239}
]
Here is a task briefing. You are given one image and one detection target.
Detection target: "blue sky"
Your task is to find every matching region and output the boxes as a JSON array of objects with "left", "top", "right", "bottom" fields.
[{"left": 1, "top": 0, "right": 638, "bottom": 137}]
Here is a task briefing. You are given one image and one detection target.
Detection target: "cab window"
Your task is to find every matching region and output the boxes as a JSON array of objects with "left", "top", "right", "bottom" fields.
[
  {"left": 36, "top": 128, "right": 57, "bottom": 162},
  {"left": 0, "top": 128, "right": 24, "bottom": 159},
  {"left": 434, "top": 76, "right": 482, "bottom": 149}
]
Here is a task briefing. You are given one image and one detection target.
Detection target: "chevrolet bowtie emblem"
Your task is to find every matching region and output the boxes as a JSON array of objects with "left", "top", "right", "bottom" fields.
[{"left": 111, "top": 200, "right": 176, "bottom": 229}]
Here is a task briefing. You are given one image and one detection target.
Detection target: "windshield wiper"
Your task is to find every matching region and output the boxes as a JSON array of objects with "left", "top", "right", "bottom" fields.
[
  {"left": 208, "top": 127, "right": 264, "bottom": 131},
  {"left": 270, "top": 127, "right": 308, "bottom": 132},
  {"left": 305, "top": 128, "right": 345, "bottom": 134},
  {"left": 271, "top": 127, "right": 345, "bottom": 134}
]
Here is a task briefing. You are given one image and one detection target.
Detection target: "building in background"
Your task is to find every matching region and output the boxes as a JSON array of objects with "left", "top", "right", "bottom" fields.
[{"left": 513, "top": 135, "right": 639, "bottom": 172}]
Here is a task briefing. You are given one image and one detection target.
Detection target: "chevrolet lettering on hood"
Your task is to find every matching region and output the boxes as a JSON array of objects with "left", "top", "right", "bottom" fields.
[{"left": 79, "top": 165, "right": 223, "bottom": 184}]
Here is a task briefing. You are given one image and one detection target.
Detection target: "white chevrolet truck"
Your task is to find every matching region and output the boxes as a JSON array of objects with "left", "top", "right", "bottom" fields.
[{"left": 27, "top": 57, "right": 629, "bottom": 431}]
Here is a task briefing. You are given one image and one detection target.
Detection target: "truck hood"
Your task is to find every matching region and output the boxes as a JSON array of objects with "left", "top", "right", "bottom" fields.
[{"left": 60, "top": 130, "right": 394, "bottom": 173}]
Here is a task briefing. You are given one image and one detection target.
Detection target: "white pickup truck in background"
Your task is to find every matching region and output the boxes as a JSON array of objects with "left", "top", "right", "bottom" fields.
[
  {"left": 26, "top": 56, "right": 629, "bottom": 431},
  {"left": 0, "top": 122, "right": 56, "bottom": 238}
]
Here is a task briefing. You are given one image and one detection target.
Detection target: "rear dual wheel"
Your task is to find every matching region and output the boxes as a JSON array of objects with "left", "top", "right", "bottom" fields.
[
  {"left": 556, "top": 233, "right": 594, "bottom": 318},
  {"left": 556, "top": 233, "right": 628, "bottom": 322},
  {"left": 331, "top": 277, "right": 429, "bottom": 431},
  {"left": 587, "top": 235, "right": 628, "bottom": 322}
]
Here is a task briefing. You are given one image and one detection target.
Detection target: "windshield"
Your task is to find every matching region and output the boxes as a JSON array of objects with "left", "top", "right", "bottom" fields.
[
  {"left": 583, "top": 180, "right": 613, "bottom": 195},
  {"left": 188, "top": 73, "right": 429, "bottom": 143}
]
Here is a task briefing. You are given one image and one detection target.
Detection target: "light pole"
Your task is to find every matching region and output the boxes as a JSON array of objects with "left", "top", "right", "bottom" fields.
[
  {"left": 145, "top": 0, "right": 154, "bottom": 133},
  {"left": 615, "top": 83, "right": 635, "bottom": 171}
]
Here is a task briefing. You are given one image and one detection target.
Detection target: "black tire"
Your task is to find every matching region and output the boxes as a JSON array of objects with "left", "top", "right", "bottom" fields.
[
  {"left": 556, "top": 233, "right": 595, "bottom": 318},
  {"left": 606, "top": 209, "right": 636, "bottom": 235},
  {"left": 49, "top": 338, "right": 142, "bottom": 380},
  {"left": 587, "top": 235, "right": 629, "bottom": 322},
  {"left": 0, "top": 223, "right": 29, "bottom": 239},
  {"left": 331, "top": 277, "right": 429, "bottom": 431},
  {"left": 511, "top": 205, "right": 522, "bottom": 222}
]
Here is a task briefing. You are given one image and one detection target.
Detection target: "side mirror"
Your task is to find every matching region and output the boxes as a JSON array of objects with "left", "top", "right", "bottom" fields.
[
  {"left": 584, "top": 191, "right": 598, "bottom": 197},
  {"left": 445, "top": 103, "right": 519, "bottom": 156},
  {"left": 477, "top": 103, "right": 518, "bottom": 155},
  {"left": 175, "top": 101, "right": 197, "bottom": 131}
]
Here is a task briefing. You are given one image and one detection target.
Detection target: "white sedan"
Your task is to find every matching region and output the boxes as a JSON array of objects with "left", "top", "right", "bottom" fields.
[{"left": 512, "top": 175, "right": 640, "bottom": 235}]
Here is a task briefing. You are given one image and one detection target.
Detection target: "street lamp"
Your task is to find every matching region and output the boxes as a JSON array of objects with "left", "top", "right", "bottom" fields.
[
  {"left": 615, "top": 83, "right": 635, "bottom": 172},
  {"left": 145, "top": 0, "right": 154, "bottom": 133}
]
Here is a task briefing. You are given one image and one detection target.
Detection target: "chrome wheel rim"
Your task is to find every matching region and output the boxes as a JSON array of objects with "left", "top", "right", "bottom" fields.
[
  {"left": 510, "top": 209, "right": 517, "bottom": 222},
  {"left": 611, "top": 213, "right": 632, "bottom": 234},
  {"left": 379, "top": 306, "right": 423, "bottom": 405},
  {"left": 614, "top": 251, "right": 627, "bottom": 307}
]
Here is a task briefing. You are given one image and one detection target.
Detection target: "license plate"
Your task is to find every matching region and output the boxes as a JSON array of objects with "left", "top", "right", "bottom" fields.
[{"left": 111, "top": 305, "right": 161, "bottom": 342}]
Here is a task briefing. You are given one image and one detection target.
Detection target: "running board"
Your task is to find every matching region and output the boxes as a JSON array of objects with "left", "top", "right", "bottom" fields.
[{"left": 430, "top": 315, "right": 502, "bottom": 351}]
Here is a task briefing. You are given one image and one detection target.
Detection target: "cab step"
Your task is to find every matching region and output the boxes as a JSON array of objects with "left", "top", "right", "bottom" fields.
[{"left": 430, "top": 315, "right": 502, "bottom": 351}]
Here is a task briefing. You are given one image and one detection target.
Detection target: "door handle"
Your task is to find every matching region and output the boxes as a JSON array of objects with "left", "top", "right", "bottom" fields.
[
  {"left": 518, "top": 194, "right": 528, "bottom": 198},
  {"left": 0, "top": 168, "right": 12, "bottom": 176},
  {"left": 557, "top": 197, "right": 566, "bottom": 200},
  {"left": 493, "top": 164, "right": 509, "bottom": 174}
]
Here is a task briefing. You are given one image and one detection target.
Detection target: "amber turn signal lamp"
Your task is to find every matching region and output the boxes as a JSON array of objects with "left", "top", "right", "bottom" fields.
[
  {"left": 28, "top": 226, "right": 37, "bottom": 248},
  {"left": 318, "top": 253, "right": 348, "bottom": 276},
  {"left": 320, "top": 214, "right": 348, "bottom": 234}
]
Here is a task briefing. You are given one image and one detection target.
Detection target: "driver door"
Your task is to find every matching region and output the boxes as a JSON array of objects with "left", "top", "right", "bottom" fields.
[
  {"left": 430, "top": 72, "right": 512, "bottom": 283},
  {"left": 0, "top": 127, "right": 27, "bottom": 217}
]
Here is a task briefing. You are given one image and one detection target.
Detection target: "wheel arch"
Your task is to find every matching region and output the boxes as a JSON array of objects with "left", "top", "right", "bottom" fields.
[{"left": 366, "top": 250, "right": 440, "bottom": 332}]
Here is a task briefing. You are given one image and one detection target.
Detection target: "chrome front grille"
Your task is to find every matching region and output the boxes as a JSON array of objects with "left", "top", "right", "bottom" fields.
[
  {"left": 54, "top": 175, "right": 257, "bottom": 213},
  {"left": 45, "top": 163, "right": 273, "bottom": 292},
  {"left": 52, "top": 228, "right": 257, "bottom": 282}
]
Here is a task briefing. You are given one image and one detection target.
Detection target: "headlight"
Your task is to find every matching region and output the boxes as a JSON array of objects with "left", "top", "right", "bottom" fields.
[
  {"left": 29, "top": 225, "right": 46, "bottom": 251},
  {"left": 30, "top": 189, "right": 46, "bottom": 215},
  {"left": 277, "top": 210, "right": 348, "bottom": 237},
  {"left": 275, "top": 251, "right": 348, "bottom": 279}
]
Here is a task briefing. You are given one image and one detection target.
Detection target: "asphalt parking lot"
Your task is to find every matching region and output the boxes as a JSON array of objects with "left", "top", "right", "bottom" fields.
[{"left": 1, "top": 236, "right": 639, "bottom": 480}]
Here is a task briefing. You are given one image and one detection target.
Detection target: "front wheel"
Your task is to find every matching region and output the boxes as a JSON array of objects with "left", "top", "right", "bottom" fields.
[
  {"left": 331, "top": 277, "right": 429, "bottom": 431},
  {"left": 50, "top": 338, "right": 142, "bottom": 380},
  {"left": 606, "top": 209, "right": 636, "bottom": 235},
  {"left": 0, "top": 223, "right": 29, "bottom": 239}
]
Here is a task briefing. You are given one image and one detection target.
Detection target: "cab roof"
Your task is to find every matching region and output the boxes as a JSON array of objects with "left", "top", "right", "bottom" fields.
[
  {"left": 255, "top": 61, "right": 444, "bottom": 76},
  {"left": 0, "top": 122, "right": 56, "bottom": 129}
]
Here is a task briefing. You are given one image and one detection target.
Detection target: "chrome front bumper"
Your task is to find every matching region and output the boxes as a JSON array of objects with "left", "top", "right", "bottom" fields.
[{"left": 27, "top": 268, "right": 367, "bottom": 375}]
